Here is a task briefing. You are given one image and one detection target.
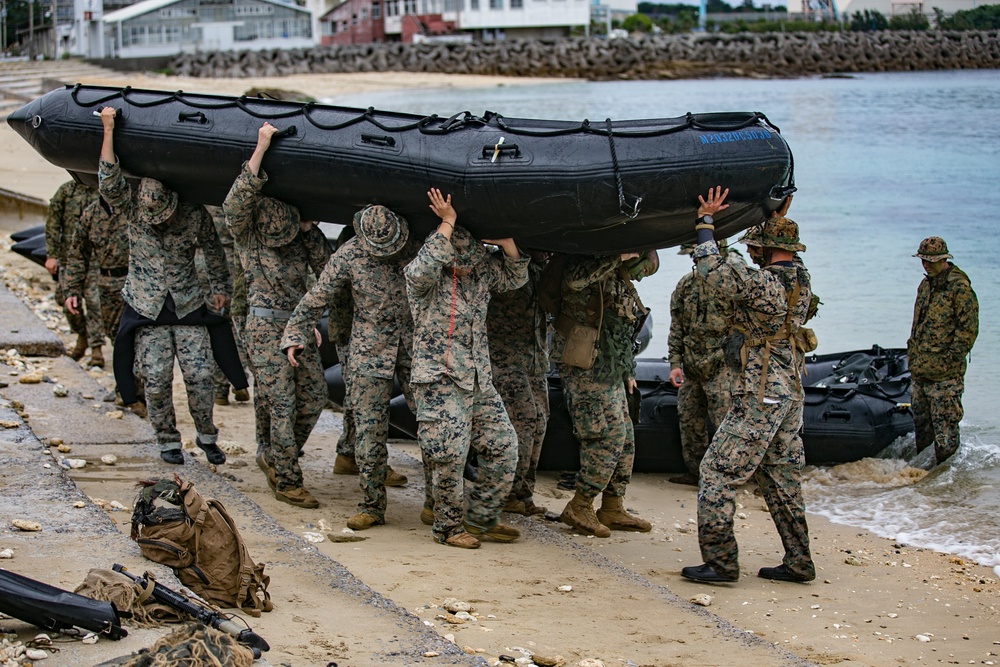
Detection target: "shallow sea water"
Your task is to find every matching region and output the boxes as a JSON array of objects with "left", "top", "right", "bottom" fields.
[{"left": 329, "top": 70, "right": 1000, "bottom": 569}]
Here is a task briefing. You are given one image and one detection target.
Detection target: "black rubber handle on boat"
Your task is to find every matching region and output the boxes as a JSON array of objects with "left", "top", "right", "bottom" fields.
[
  {"left": 362, "top": 134, "right": 396, "bottom": 147},
  {"left": 822, "top": 408, "right": 853, "bottom": 421},
  {"left": 178, "top": 111, "right": 208, "bottom": 124},
  {"left": 481, "top": 144, "right": 521, "bottom": 159},
  {"left": 273, "top": 126, "right": 298, "bottom": 138}
]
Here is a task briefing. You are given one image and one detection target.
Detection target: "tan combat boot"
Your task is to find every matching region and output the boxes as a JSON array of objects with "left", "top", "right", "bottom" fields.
[
  {"left": 463, "top": 521, "right": 520, "bottom": 543},
  {"left": 89, "top": 346, "right": 104, "bottom": 368},
  {"left": 333, "top": 454, "right": 359, "bottom": 475},
  {"left": 596, "top": 494, "right": 652, "bottom": 532},
  {"left": 420, "top": 506, "right": 434, "bottom": 525},
  {"left": 275, "top": 487, "right": 319, "bottom": 509},
  {"left": 559, "top": 492, "right": 611, "bottom": 538},
  {"left": 347, "top": 513, "right": 382, "bottom": 530},
  {"left": 385, "top": 465, "right": 408, "bottom": 487},
  {"left": 68, "top": 335, "right": 87, "bottom": 361}
]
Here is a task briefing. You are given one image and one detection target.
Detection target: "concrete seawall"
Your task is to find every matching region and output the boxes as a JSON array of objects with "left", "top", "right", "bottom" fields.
[{"left": 169, "top": 31, "right": 1000, "bottom": 80}]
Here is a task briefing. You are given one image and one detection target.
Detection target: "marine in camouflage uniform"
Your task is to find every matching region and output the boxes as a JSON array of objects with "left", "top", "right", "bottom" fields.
[
  {"left": 225, "top": 121, "right": 332, "bottom": 509},
  {"left": 668, "top": 242, "right": 745, "bottom": 485},
  {"left": 681, "top": 188, "right": 816, "bottom": 584},
  {"left": 98, "top": 107, "right": 232, "bottom": 465},
  {"left": 487, "top": 258, "right": 550, "bottom": 516},
  {"left": 45, "top": 180, "right": 104, "bottom": 363},
  {"left": 907, "top": 236, "right": 978, "bottom": 466},
  {"left": 405, "top": 189, "right": 528, "bottom": 549},
  {"left": 63, "top": 198, "right": 130, "bottom": 347},
  {"left": 284, "top": 206, "right": 422, "bottom": 529},
  {"left": 552, "top": 253, "right": 653, "bottom": 538}
]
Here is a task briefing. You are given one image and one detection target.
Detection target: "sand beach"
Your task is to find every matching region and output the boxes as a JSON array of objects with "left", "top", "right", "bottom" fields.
[{"left": 0, "top": 70, "right": 998, "bottom": 667}]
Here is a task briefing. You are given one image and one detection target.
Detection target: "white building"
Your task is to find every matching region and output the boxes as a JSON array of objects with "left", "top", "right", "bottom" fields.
[
  {"left": 382, "top": 0, "right": 590, "bottom": 41},
  {"left": 786, "top": 0, "right": 981, "bottom": 18},
  {"left": 101, "top": 0, "right": 313, "bottom": 58}
]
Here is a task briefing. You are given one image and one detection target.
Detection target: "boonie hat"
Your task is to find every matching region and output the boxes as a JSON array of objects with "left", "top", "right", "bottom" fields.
[
  {"left": 449, "top": 225, "right": 485, "bottom": 270},
  {"left": 759, "top": 216, "right": 806, "bottom": 252},
  {"left": 353, "top": 205, "right": 409, "bottom": 258},
  {"left": 913, "top": 236, "right": 952, "bottom": 261},
  {"left": 257, "top": 196, "right": 302, "bottom": 248},
  {"left": 739, "top": 226, "right": 763, "bottom": 247},
  {"left": 137, "top": 178, "right": 178, "bottom": 227}
]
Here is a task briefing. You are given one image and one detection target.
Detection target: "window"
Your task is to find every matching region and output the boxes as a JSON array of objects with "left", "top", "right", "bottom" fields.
[
  {"left": 351, "top": 12, "right": 357, "bottom": 25},
  {"left": 510, "top": 0, "right": 521, "bottom": 6},
  {"left": 470, "top": 0, "right": 478, "bottom": 8},
  {"left": 385, "top": 0, "right": 398, "bottom": 15},
  {"left": 489, "top": 0, "right": 501, "bottom": 8},
  {"left": 361, "top": 7, "right": 368, "bottom": 19},
  {"left": 372, "top": 1, "right": 381, "bottom": 18},
  {"left": 403, "top": 0, "right": 417, "bottom": 14}
]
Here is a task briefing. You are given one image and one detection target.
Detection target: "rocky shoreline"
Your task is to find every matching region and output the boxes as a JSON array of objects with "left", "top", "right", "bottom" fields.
[{"left": 170, "top": 31, "right": 1000, "bottom": 80}]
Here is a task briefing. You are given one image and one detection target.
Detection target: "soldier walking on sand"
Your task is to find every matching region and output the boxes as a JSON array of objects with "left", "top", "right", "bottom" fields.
[
  {"left": 98, "top": 106, "right": 240, "bottom": 466},
  {"left": 682, "top": 187, "right": 816, "bottom": 584},
  {"left": 405, "top": 188, "right": 527, "bottom": 549},
  {"left": 907, "top": 236, "right": 978, "bottom": 467},
  {"left": 45, "top": 179, "right": 105, "bottom": 366},
  {"left": 552, "top": 251, "right": 653, "bottom": 538},
  {"left": 225, "top": 121, "right": 332, "bottom": 508},
  {"left": 488, "top": 252, "right": 551, "bottom": 517},
  {"left": 284, "top": 204, "right": 422, "bottom": 528},
  {"left": 667, "top": 241, "right": 744, "bottom": 487}
]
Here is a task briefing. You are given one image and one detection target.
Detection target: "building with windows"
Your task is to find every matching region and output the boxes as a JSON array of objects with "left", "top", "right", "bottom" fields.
[
  {"left": 319, "top": 0, "right": 385, "bottom": 44},
  {"left": 102, "top": 0, "right": 313, "bottom": 58},
  {"left": 380, "top": 0, "right": 589, "bottom": 41}
]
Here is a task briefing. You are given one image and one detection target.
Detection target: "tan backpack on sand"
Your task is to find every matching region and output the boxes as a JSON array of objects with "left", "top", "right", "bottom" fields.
[{"left": 130, "top": 476, "right": 273, "bottom": 616}]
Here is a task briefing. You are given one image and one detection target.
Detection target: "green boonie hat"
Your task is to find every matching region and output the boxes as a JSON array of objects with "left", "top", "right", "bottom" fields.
[
  {"left": 354, "top": 205, "right": 409, "bottom": 258},
  {"left": 449, "top": 225, "right": 485, "bottom": 270},
  {"left": 257, "top": 196, "right": 302, "bottom": 248},
  {"left": 760, "top": 216, "right": 806, "bottom": 252},
  {"left": 913, "top": 236, "right": 952, "bottom": 261},
  {"left": 136, "top": 178, "right": 178, "bottom": 227}
]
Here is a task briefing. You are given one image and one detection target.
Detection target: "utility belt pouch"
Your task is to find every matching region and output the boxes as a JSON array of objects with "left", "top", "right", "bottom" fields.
[
  {"left": 561, "top": 322, "right": 600, "bottom": 370},
  {"left": 723, "top": 331, "right": 746, "bottom": 370}
]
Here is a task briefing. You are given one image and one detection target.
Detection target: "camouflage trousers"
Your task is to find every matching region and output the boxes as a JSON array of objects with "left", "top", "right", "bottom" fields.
[
  {"left": 494, "top": 365, "right": 549, "bottom": 505},
  {"left": 336, "top": 344, "right": 355, "bottom": 457},
  {"left": 677, "top": 368, "right": 734, "bottom": 478},
  {"left": 348, "top": 361, "right": 431, "bottom": 521},
  {"left": 559, "top": 367, "right": 635, "bottom": 500},
  {"left": 414, "top": 377, "right": 517, "bottom": 542},
  {"left": 135, "top": 324, "right": 218, "bottom": 452},
  {"left": 698, "top": 393, "right": 814, "bottom": 581},
  {"left": 245, "top": 315, "right": 326, "bottom": 491},
  {"left": 96, "top": 275, "right": 126, "bottom": 341},
  {"left": 57, "top": 264, "right": 104, "bottom": 347},
  {"left": 911, "top": 376, "right": 965, "bottom": 465}
]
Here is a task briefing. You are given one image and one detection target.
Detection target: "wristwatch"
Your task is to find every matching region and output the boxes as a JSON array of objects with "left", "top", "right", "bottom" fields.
[{"left": 697, "top": 215, "right": 714, "bottom": 226}]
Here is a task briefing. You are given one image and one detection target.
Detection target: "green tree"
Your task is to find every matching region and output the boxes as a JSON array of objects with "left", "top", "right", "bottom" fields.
[
  {"left": 622, "top": 13, "right": 655, "bottom": 32},
  {"left": 888, "top": 7, "right": 929, "bottom": 29},
  {"left": 849, "top": 9, "right": 889, "bottom": 31},
  {"left": 936, "top": 3, "right": 1000, "bottom": 29}
]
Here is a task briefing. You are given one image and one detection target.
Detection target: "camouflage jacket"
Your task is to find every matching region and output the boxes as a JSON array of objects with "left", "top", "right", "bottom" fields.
[
  {"left": 63, "top": 199, "right": 130, "bottom": 299},
  {"left": 694, "top": 241, "right": 811, "bottom": 402},
  {"left": 487, "top": 260, "right": 549, "bottom": 375},
  {"left": 45, "top": 180, "right": 98, "bottom": 263},
  {"left": 99, "top": 159, "right": 230, "bottom": 320},
  {"left": 667, "top": 252, "right": 745, "bottom": 382},
  {"left": 282, "top": 236, "right": 413, "bottom": 380},
  {"left": 405, "top": 231, "right": 529, "bottom": 390},
  {"left": 224, "top": 165, "right": 331, "bottom": 313},
  {"left": 907, "top": 263, "right": 978, "bottom": 381},
  {"left": 551, "top": 255, "right": 640, "bottom": 384}
]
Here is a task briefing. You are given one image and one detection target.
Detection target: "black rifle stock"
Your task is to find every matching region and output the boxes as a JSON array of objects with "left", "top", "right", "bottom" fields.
[{"left": 112, "top": 563, "right": 268, "bottom": 656}]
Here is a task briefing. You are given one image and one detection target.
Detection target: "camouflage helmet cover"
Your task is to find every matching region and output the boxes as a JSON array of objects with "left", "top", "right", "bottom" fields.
[
  {"left": 913, "top": 236, "right": 953, "bottom": 261},
  {"left": 353, "top": 205, "right": 409, "bottom": 258},
  {"left": 136, "top": 178, "right": 178, "bottom": 227},
  {"left": 759, "top": 216, "right": 806, "bottom": 252}
]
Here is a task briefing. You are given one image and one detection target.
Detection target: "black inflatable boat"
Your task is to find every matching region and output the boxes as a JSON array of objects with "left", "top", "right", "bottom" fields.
[
  {"left": 7, "top": 85, "right": 795, "bottom": 253},
  {"left": 328, "top": 345, "right": 913, "bottom": 473}
]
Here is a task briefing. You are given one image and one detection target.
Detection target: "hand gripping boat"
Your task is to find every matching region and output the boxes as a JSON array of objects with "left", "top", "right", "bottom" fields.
[{"left": 7, "top": 84, "right": 796, "bottom": 253}]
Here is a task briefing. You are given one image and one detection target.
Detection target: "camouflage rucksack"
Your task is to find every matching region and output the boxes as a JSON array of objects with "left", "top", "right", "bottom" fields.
[{"left": 130, "top": 476, "right": 272, "bottom": 616}]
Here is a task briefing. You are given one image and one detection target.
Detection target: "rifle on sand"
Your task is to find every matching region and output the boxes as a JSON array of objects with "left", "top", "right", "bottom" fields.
[{"left": 112, "top": 563, "right": 269, "bottom": 657}]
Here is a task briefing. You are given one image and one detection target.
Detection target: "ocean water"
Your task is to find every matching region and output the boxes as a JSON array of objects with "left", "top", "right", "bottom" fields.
[{"left": 328, "top": 70, "right": 1000, "bottom": 570}]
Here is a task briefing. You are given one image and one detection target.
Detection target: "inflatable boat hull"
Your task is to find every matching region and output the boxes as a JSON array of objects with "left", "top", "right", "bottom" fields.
[
  {"left": 328, "top": 346, "right": 914, "bottom": 473},
  {"left": 7, "top": 85, "right": 795, "bottom": 253}
]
